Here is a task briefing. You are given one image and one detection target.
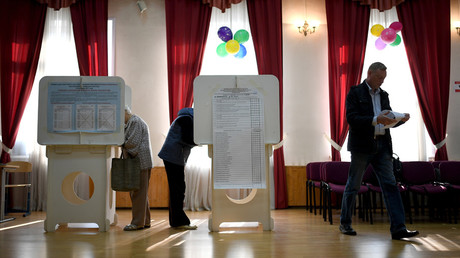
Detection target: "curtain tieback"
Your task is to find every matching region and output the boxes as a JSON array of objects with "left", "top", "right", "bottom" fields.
[
  {"left": 2, "top": 142, "right": 12, "bottom": 154},
  {"left": 273, "top": 133, "right": 286, "bottom": 150},
  {"left": 435, "top": 134, "right": 448, "bottom": 149},
  {"left": 324, "top": 133, "right": 342, "bottom": 152}
]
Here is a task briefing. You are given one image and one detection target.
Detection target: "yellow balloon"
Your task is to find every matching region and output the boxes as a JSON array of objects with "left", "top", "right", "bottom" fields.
[
  {"left": 225, "top": 40, "right": 240, "bottom": 54},
  {"left": 370, "top": 24, "right": 384, "bottom": 37}
]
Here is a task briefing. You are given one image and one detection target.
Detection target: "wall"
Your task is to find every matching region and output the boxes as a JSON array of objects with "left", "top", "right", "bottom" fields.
[
  {"left": 448, "top": 0, "right": 460, "bottom": 161},
  {"left": 108, "top": 0, "right": 460, "bottom": 169}
]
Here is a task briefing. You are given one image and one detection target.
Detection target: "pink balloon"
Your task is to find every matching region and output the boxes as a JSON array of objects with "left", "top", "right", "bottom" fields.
[
  {"left": 375, "top": 37, "right": 387, "bottom": 50},
  {"left": 380, "top": 28, "right": 397, "bottom": 44},
  {"left": 389, "top": 21, "right": 403, "bottom": 33}
]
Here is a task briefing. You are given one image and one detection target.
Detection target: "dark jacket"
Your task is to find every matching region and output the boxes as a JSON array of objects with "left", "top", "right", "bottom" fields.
[
  {"left": 158, "top": 108, "right": 196, "bottom": 166},
  {"left": 346, "top": 81, "right": 396, "bottom": 154}
]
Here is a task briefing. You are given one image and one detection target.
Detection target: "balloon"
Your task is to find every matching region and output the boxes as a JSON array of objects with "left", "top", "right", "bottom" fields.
[
  {"left": 216, "top": 43, "right": 228, "bottom": 57},
  {"left": 370, "top": 24, "right": 384, "bottom": 37},
  {"left": 234, "top": 44, "right": 247, "bottom": 58},
  {"left": 218, "top": 26, "right": 233, "bottom": 42},
  {"left": 380, "top": 28, "right": 396, "bottom": 44},
  {"left": 390, "top": 34, "right": 401, "bottom": 46},
  {"left": 225, "top": 39, "right": 240, "bottom": 54},
  {"left": 234, "top": 29, "right": 249, "bottom": 43},
  {"left": 389, "top": 21, "right": 403, "bottom": 33},
  {"left": 375, "top": 37, "right": 387, "bottom": 50}
]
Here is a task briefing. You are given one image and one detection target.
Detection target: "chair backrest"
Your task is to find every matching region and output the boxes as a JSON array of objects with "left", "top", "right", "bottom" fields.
[
  {"left": 401, "top": 161, "right": 435, "bottom": 185},
  {"left": 307, "top": 162, "right": 323, "bottom": 181},
  {"left": 439, "top": 161, "right": 460, "bottom": 184},
  {"left": 321, "top": 161, "right": 350, "bottom": 185},
  {"left": 4, "top": 161, "right": 32, "bottom": 173}
]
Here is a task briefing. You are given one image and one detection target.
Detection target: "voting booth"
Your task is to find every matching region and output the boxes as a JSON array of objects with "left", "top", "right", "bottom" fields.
[
  {"left": 194, "top": 75, "right": 280, "bottom": 231},
  {"left": 38, "top": 76, "right": 125, "bottom": 232}
]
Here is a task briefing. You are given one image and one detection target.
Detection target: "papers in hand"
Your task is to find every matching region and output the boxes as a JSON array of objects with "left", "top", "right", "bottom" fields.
[{"left": 383, "top": 111, "right": 405, "bottom": 129}]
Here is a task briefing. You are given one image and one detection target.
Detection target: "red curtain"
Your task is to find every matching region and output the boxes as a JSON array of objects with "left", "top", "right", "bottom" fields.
[
  {"left": 35, "top": 0, "right": 79, "bottom": 10},
  {"left": 70, "top": 0, "right": 108, "bottom": 76},
  {"left": 326, "top": 0, "right": 370, "bottom": 161},
  {"left": 202, "top": 0, "right": 242, "bottom": 13},
  {"left": 247, "top": 0, "right": 287, "bottom": 209},
  {"left": 352, "top": 0, "right": 404, "bottom": 11},
  {"left": 165, "top": 0, "right": 211, "bottom": 123},
  {"left": 397, "top": 0, "right": 450, "bottom": 160},
  {"left": 0, "top": 0, "right": 46, "bottom": 163}
]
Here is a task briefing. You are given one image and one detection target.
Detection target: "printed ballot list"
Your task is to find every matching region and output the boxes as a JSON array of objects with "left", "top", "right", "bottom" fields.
[
  {"left": 47, "top": 82, "right": 121, "bottom": 133},
  {"left": 212, "top": 88, "right": 266, "bottom": 189}
]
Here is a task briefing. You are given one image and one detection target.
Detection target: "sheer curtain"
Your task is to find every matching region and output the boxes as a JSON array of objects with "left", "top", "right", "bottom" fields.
[
  {"left": 184, "top": 0, "right": 258, "bottom": 211},
  {"left": 340, "top": 7, "right": 434, "bottom": 161},
  {"left": 13, "top": 7, "right": 80, "bottom": 210}
]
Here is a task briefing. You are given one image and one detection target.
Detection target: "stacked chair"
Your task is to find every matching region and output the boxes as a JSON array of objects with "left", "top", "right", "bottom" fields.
[
  {"left": 306, "top": 162, "right": 324, "bottom": 215},
  {"left": 400, "top": 161, "right": 448, "bottom": 224},
  {"left": 438, "top": 161, "right": 460, "bottom": 223},
  {"left": 321, "top": 161, "right": 372, "bottom": 225}
]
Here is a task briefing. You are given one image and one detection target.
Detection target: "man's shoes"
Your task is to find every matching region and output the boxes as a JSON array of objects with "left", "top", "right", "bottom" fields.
[
  {"left": 174, "top": 224, "right": 198, "bottom": 230},
  {"left": 391, "top": 229, "right": 419, "bottom": 240},
  {"left": 339, "top": 224, "right": 357, "bottom": 235}
]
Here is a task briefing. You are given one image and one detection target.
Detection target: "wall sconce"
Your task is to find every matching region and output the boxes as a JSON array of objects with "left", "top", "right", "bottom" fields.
[
  {"left": 137, "top": 0, "right": 147, "bottom": 13},
  {"left": 454, "top": 21, "right": 460, "bottom": 36},
  {"left": 298, "top": 20, "right": 319, "bottom": 36}
]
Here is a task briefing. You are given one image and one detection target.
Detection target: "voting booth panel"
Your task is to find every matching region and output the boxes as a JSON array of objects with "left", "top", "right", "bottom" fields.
[
  {"left": 194, "top": 75, "right": 279, "bottom": 231},
  {"left": 38, "top": 76, "right": 125, "bottom": 232}
]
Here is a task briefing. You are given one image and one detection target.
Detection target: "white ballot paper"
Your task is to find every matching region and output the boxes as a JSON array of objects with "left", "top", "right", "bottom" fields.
[
  {"left": 212, "top": 88, "right": 266, "bottom": 189},
  {"left": 383, "top": 111, "right": 406, "bottom": 129}
]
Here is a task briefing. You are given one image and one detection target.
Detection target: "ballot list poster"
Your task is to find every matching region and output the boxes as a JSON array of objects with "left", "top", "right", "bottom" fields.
[
  {"left": 47, "top": 82, "right": 121, "bottom": 133},
  {"left": 212, "top": 88, "right": 266, "bottom": 189}
]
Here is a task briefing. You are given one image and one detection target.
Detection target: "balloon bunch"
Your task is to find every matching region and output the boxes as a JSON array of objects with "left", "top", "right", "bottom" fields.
[
  {"left": 370, "top": 22, "right": 403, "bottom": 50},
  {"left": 216, "top": 26, "right": 250, "bottom": 58}
]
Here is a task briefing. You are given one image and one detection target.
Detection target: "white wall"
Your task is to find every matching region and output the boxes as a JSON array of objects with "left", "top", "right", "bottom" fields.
[
  {"left": 108, "top": 0, "right": 460, "bottom": 166},
  {"left": 447, "top": 0, "right": 460, "bottom": 160}
]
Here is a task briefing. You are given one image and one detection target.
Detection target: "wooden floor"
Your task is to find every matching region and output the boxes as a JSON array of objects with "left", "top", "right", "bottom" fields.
[{"left": 1, "top": 208, "right": 459, "bottom": 257}]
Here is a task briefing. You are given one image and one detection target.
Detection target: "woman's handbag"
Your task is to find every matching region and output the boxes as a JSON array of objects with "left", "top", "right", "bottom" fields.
[{"left": 111, "top": 154, "right": 141, "bottom": 191}]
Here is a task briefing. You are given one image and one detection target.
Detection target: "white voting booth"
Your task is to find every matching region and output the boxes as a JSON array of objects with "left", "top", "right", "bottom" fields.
[
  {"left": 38, "top": 76, "right": 126, "bottom": 232},
  {"left": 194, "top": 75, "right": 280, "bottom": 231}
]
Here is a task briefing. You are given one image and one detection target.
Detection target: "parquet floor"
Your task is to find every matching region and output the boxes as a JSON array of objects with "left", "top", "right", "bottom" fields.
[{"left": 0, "top": 208, "right": 459, "bottom": 257}]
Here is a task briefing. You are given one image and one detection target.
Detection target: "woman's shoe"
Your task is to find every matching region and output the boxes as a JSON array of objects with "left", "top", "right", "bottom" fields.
[{"left": 174, "top": 224, "right": 197, "bottom": 230}]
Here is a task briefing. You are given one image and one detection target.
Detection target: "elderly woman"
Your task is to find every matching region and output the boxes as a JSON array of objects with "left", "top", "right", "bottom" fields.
[{"left": 123, "top": 106, "right": 153, "bottom": 231}]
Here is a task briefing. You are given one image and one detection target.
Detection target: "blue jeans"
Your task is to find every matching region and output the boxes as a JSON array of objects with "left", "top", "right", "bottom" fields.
[{"left": 340, "top": 139, "right": 406, "bottom": 233}]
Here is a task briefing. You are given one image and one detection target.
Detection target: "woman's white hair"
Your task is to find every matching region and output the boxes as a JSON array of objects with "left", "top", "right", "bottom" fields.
[{"left": 124, "top": 105, "right": 132, "bottom": 115}]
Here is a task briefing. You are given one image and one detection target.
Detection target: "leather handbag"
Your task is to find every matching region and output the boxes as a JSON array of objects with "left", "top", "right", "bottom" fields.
[{"left": 111, "top": 154, "right": 141, "bottom": 191}]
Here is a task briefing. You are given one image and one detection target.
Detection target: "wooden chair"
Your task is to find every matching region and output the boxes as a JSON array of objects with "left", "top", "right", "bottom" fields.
[{"left": 4, "top": 161, "right": 32, "bottom": 217}]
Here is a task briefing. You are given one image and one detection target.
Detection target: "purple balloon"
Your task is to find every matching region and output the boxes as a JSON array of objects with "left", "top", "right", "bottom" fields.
[
  {"left": 217, "top": 26, "right": 233, "bottom": 42},
  {"left": 375, "top": 37, "right": 387, "bottom": 50}
]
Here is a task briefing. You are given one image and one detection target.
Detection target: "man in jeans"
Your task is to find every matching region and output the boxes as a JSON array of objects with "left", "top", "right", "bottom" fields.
[{"left": 339, "top": 62, "right": 419, "bottom": 240}]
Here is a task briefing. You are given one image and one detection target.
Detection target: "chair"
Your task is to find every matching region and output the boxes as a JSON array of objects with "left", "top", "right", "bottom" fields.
[
  {"left": 306, "top": 162, "right": 324, "bottom": 215},
  {"left": 438, "top": 161, "right": 460, "bottom": 223},
  {"left": 401, "top": 161, "right": 448, "bottom": 223},
  {"left": 4, "top": 161, "right": 32, "bottom": 217},
  {"left": 321, "top": 161, "right": 372, "bottom": 225},
  {"left": 362, "top": 165, "right": 408, "bottom": 217}
]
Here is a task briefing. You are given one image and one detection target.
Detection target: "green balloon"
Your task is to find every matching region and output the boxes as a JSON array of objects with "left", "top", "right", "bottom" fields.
[
  {"left": 390, "top": 34, "right": 401, "bottom": 46},
  {"left": 234, "top": 29, "right": 249, "bottom": 43},
  {"left": 216, "top": 43, "right": 228, "bottom": 57}
]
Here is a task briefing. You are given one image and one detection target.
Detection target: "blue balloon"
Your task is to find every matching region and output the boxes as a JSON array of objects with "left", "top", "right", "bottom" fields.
[{"left": 234, "top": 44, "right": 247, "bottom": 58}]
